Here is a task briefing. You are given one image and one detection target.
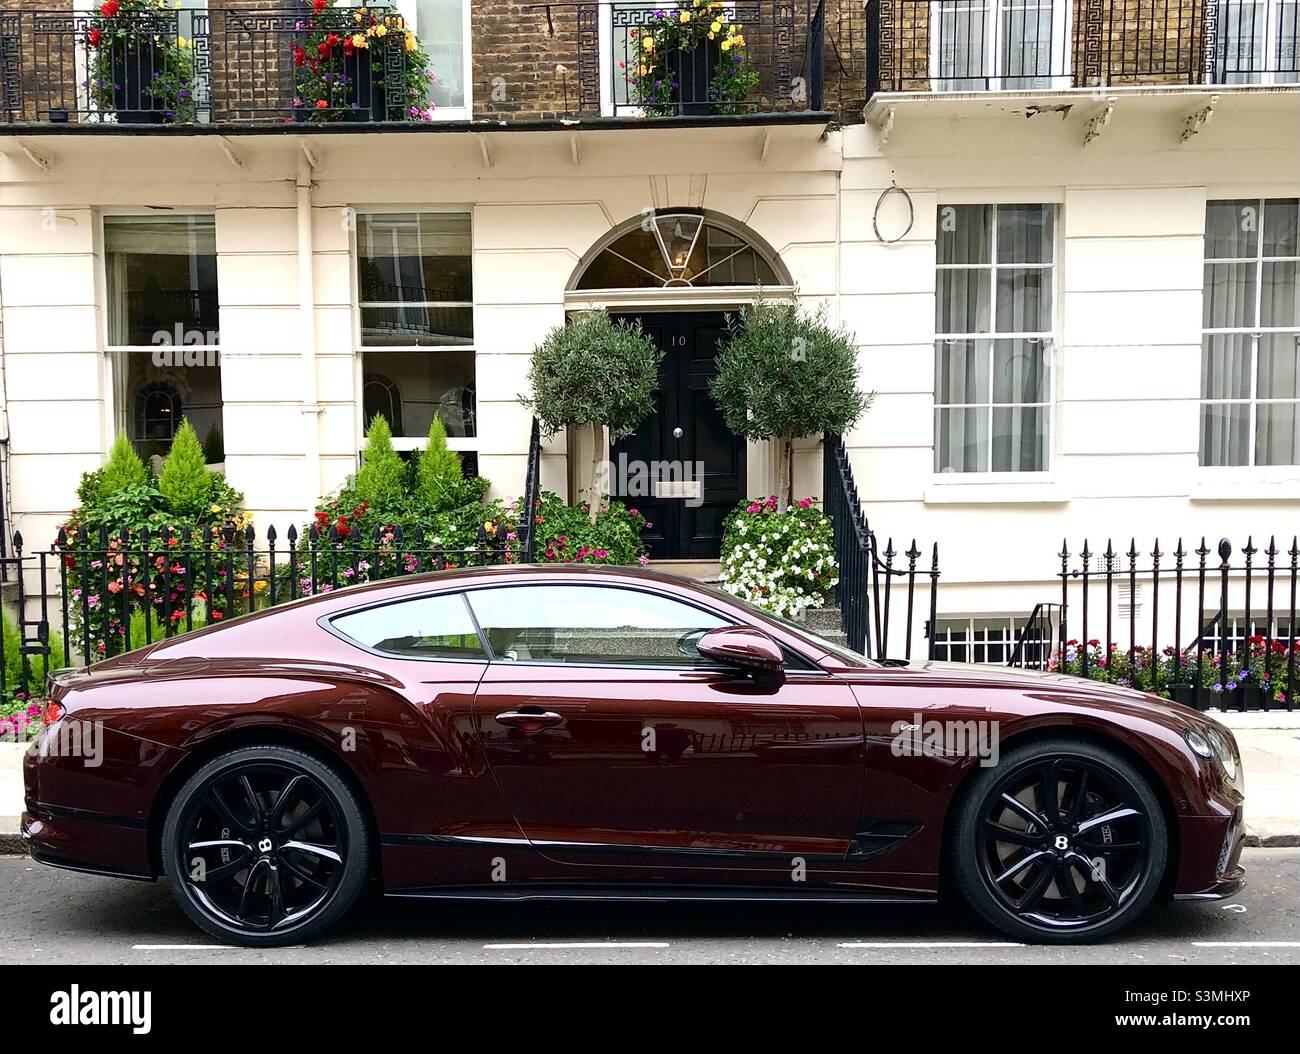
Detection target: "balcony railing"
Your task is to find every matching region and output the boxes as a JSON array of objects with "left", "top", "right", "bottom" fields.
[
  {"left": 868, "top": 0, "right": 1300, "bottom": 94},
  {"left": 0, "top": 6, "right": 431, "bottom": 125}
]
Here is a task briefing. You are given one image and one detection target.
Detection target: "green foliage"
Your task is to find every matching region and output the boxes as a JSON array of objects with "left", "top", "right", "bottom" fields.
[
  {"left": 524, "top": 311, "right": 662, "bottom": 442},
  {"left": 1, "top": 609, "right": 66, "bottom": 711},
  {"left": 59, "top": 432, "right": 248, "bottom": 660},
  {"left": 718, "top": 496, "right": 838, "bottom": 619},
  {"left": 711, "top": 300, "right": 872, "bottom": 441},
  {"left": 415, "top": 415, "right": 466, "bottom": 512},
  {"left": 98, "top": 433, "right": 150, "bottom": 498},
  {"left": 529, "top": 492, "right": 650, "bottom": 565},
  {"left": 202, "top": 423, "right": 225, "bottom": 465},
  {"left": 353, "top": 415, "right": 407, "bottom": 510},
  {"left": 159, "top": 420, "right": 212, "bottom": 519}
]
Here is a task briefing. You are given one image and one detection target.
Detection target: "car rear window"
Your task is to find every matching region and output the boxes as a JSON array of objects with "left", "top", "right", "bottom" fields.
[{"left": 331, "top": 593, "right": 485, "bottom": 660}]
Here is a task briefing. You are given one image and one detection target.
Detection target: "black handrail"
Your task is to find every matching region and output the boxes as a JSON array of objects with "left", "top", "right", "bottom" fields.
[
  {"left": 823, "top": 433, "right": 939, "bottom": 661},
  {"left": 518, "top": 417, "right": 542, "bottom": 563}
]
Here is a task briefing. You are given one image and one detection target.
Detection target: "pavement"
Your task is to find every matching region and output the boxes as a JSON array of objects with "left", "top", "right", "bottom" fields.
[
  {"left": 0, "top": 848, "right": 1297, "bottom": 964},
  {"left": 2, "top": 708, "right": 1298, "bottom": 854}
]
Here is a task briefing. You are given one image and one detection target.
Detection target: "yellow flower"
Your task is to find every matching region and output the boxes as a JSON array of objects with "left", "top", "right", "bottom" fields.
[
  {"left": 404, "top": 30, "right": 417, "bottom": 52},
  {"left": 679, "top": 10, "right": 691, "bottom": 22},
  {"left": 733, "top": 34, "right": 745, "bottom": 48},
  {"left": 711, "top": 20, "right": 722, "bottom": 32},
  {"left": 352, "top": 33, "right": 367, "bottom": 48},
  {"left": 372, "top": 23, "right": 388, "bottom": 37},
  {"left": 721, "top": 38, "right": 732, "bottom": 51},
  {"left": 638, "top": 65, "right": 648, "bottom": 76},
  {"left": 707, "top": 31, "right": 715, "bottom": 39},
  {"left": 210, "top": 503, "right": 222, "bottom": 514}
]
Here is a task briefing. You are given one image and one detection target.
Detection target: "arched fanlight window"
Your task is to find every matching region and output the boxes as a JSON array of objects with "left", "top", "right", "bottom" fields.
[
  {"left": 363, "top": 373, "right": 404, "bottom": 436},
  {"left": 573, "top": 211, "right": 787, "bottom": 290},
  {"left": 136, "top": 382, "right": 182, "bottom": 442}
]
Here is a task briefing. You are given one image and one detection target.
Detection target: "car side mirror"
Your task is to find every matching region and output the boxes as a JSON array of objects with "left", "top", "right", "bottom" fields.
[{"left": 697, "top": 627, "right": 785, "bottom": 686}]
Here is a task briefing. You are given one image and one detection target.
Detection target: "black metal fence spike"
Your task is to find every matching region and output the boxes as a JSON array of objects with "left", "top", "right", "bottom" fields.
[
  {"left": 266, "top": 524, "right": 277, "bottom": 542},
  {"left": 1218, "top": 538, "right": 1233, "bottom": 562}
]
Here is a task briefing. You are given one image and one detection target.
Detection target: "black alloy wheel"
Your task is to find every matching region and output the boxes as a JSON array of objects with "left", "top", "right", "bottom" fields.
[
  {"left": 163, "top": 745, "right": 370, "bottom": 946},
  {"left": 951, "top": 739, "right": 1167, "bottom": 943}
]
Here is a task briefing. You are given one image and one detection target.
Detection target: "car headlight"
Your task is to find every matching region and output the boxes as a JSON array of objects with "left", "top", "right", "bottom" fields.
[
  {"left": 1206, "top": 726, "right": 1238, "bottom": 781},
  {"left": 1184, "top": 728, "right": 1213, "bottom": 759}
]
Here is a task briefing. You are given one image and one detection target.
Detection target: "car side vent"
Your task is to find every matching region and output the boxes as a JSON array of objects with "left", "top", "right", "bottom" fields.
[{"left": 846, "top": 819, "right": 923, "bottom": 861}]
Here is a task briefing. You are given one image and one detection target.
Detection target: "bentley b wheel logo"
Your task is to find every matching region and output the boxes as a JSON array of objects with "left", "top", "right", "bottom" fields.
[
  {"left": 1054, "top": 835, "right": 1070, "bottom": 851},
  {"left": 258, "top": 838, "right": 273, "bottom": 854}
]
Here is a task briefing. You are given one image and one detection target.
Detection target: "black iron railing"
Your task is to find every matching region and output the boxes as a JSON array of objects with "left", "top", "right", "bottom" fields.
[
  {"left": 1, "top": 6, "right": 423, "bottom": 125},
  {"left": 1021, "top": 536, "right": 1300, "bottom": 711},
  {"left": 867, "top": 0, "right": 1299, "bottom": 94},
  {"left": 823, "top": 433, "right": 939, "bottom": 660},
  {"left": 519, "top": 417, "right": 543, "bottom": 564},
  {"left": 529, "top": 1, "right": 835, "bottom": 117}
]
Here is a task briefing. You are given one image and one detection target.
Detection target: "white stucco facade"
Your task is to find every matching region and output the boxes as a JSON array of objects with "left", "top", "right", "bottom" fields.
[{"left": 1, "top": 87, "right": 1297, "bottom": 651}]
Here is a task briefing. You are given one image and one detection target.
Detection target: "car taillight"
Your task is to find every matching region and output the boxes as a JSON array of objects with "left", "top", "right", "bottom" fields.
[{"left": 43, "top": 701, "right": 65, "bottom": 726}]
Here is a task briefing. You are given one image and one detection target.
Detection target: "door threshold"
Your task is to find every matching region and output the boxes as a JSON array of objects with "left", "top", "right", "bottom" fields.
[{"left": 647, "top": 559, "right": 721, "bottom": 582}]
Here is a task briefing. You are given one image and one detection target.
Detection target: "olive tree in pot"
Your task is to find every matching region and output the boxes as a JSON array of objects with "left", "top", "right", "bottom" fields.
[
  {"left": 523, "top": 312, "right": 661, "bottom": 524},
  {"left": 710, "top": 300, "right": 872, "bottom": 509}
]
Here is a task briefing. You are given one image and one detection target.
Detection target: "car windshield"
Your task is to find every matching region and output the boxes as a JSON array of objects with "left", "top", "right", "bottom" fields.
[{"left": 690, "top": 581, "right": 879, "bottom": 668}]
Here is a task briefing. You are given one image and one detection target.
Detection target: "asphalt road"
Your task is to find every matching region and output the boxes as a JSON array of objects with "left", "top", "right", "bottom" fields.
[{"left": 2, "top": 849, "right": 1298, "bottom": 966}]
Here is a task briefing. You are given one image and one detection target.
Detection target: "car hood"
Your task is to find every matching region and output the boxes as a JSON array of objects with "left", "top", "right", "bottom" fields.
[{"left": 872, "top": 659, "right": 1227, "bottom": 732}]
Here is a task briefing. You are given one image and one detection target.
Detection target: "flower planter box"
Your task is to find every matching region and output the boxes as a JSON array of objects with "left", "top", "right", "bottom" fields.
[
  {"left": 669, "top": 39, "right": 721, "bottom": 116},
  {"left": 1169, "top": 685, "right": 1213, "bottom": 710},
  {"left": 295, "top": 48, "right": 388, "bottom": 122},
  {"left": 108, "top": 42, "right": 167, "bottom": 124}
]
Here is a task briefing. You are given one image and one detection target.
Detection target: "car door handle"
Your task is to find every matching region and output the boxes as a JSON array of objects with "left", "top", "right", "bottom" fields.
[{"left": 495, "top": 710, "right": 564, "bottom": 732}]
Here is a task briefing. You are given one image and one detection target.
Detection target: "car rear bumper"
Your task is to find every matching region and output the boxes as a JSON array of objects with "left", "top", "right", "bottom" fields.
[{"left": 21, "top": 805, "right": 156, "bottom": 880}]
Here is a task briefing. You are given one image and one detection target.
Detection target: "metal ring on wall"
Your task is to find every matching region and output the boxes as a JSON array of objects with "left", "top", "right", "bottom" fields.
[{"left": 872, "top": 184, "right": 915, "bottom": 244}]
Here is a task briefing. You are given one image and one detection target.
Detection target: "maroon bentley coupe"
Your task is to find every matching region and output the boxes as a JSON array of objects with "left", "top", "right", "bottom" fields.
[{"left": 22, "top": 564, "right": 1245, "bottom": 945}]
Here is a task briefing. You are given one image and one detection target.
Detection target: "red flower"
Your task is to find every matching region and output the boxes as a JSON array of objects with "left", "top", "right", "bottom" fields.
[
  {"left": 317, "top": 41, "right": 331, "bottom": 57},
  {"left": 326, "top": 33, "right": 340, "bottom": 48},
  {"left": 313, "top": 0, "right": 327, "bottom": 11},
  {"left": 87, "top": 27, "right": 102, "bottom": 47},
  {"left": 293, "top": 46, "right": 307, "bottom": 66},
  {"left": 100, "top": 1, "right": 120, "bottom": 17},
  {"left": 343, "top": 39, "right": 355, "bottom": 57}
]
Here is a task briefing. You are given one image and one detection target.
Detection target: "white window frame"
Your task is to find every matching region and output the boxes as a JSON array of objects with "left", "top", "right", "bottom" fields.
[
  {"left": 1200, "top": 197, "right": 1300, "bottom": 469},
  {"left": 933, "top": 202, "right": 1058, "bottom": 478},
  {"left": 391, "top": 0, "right": 474, "bottom": 120},
  {"left": 1211, "top": 0, "right": 1300, "bottom": 86},
  {"left": 98, "top": 210, "right": 223, "bottom": 454},
  {"left": 932, "top": 615, "right": 1046, "bottom": 664},
  {"left": 350, "top": 205, "right": 477, "bottom": 457},
  {"left": 929, "top": 0, "right": 1072, "bottom": 92}
]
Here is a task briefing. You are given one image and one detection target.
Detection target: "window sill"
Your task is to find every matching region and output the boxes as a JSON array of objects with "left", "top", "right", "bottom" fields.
[
  {"left": 1189, "top": 478, "right": 1300, "bottom": 502},
  {"left": 924, "top": 481, "right": 1068, "bottom": 505}
]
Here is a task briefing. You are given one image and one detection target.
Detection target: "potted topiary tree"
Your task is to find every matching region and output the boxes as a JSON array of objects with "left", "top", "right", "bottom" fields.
[
  {"left": 710, "top": 299, "right": 873, "bottom": 509},
  {"left": 524, "top": 311, "right": 661, "bottom": 523},
  {"left": 158, "top": 419, "right": 214, "bottom": 520}
]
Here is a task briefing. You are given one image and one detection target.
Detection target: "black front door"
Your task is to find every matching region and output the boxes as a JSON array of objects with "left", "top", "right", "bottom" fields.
[{"left": 610, "top": 312, "right": 746, "bottom": 560}]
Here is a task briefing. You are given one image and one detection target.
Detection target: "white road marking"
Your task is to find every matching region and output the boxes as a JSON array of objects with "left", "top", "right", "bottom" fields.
[
  {"left": 838, "top": 941, "right": 1025, "bottom": 948},
  {"left": 483, "top": 941, "right": 669, "bottom": 950},
  {"left": 132, "top": 944, "right": 239, "bottom": 950},
  {"left": 1191, "top": 941, "right": 1300, "bottom": 947}
]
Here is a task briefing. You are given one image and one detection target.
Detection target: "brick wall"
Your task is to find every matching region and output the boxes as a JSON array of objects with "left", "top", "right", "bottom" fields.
[
  {"left": 472, "top": 0, "right": 581, "bottom": 120},
  {"left": 0, "top": 0, "right": 75, "bottom": 123},
  {"left": 209, "top": 0, "right": 296, "bottom": 122}
]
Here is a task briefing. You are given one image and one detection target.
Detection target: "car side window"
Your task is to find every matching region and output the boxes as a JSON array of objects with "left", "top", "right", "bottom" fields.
[
  {"left": 331, "top": 593, "right": 485, "bottom": 660},
  {"left": 465, "top": 584, "right": 731, "bottom": 666}
]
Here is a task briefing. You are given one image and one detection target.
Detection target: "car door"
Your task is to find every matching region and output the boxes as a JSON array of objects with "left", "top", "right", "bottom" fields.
[{"left": 466, "top": 582, "right": 865, "bottom": 873}]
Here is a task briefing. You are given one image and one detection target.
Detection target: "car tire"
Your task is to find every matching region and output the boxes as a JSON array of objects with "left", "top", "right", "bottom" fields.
[
  {"left": 162, "top": 744, "right": 371, "bottom": 947},
  {"left": 949, "top": 738, "right": 1168, "bottom": 944}
]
